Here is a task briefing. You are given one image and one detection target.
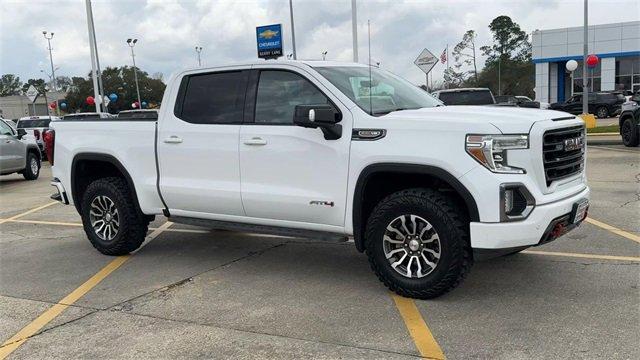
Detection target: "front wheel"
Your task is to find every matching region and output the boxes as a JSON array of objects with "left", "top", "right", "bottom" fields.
[
  {"left": 621, "top": 118, "right": 639, "bottom": 147},
  {"left": 81, "top": 177, "right": 148, "bottom": 255},
  {"left": 22, "top": 152, "right": 40, "bottom": 180},
  {"left": 596, "top": 106, "right": 609, "bottom": 119},
  {"left": 365, "top": 188, "right": 472, "bottom": 299}
]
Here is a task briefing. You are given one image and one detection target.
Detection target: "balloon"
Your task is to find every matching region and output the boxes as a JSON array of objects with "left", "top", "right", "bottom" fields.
[
  {"left": 49, "top": 102, "right": 57, "bottom": 109},
  {"left": 86, "top": 96, "right": 95, "bottom": 105},
  {"left": 109, "top": 93, "right": 118, "bottom": 102},
  {"left": 565, "top": 60, "right": 578, "bottom": 72},
  {"left": 586, "top": 54, "right": 599, "bottom": 68},
  {"left": 141, "top": 101, "right": 147, "bottom": 108},
  {"left": 60, "top": 102, "right": 67, "bottom": 109},
  {"left": 131, "top": 102, "right": 137, "bottom": 108}
]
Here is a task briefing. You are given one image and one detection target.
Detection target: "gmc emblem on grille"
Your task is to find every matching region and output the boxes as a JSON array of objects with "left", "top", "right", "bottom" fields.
[{"left": 563, "top": 137, "right": 583, "bottom": 151}]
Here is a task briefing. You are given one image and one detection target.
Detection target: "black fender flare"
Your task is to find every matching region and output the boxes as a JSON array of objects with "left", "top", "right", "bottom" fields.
[
  {"left": 71, "top": 153, "right": 144, "bottom": 215},
  {"left": 25, "top": 144, "right": 41, "bottom": 160},
  {"left": 352, "top": 163, "right": 480, "bottom": 252}
]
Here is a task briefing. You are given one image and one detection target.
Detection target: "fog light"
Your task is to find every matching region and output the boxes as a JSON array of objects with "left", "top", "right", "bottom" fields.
[{"left": 500, "top": 184, "right": 535, "bottom": 222}]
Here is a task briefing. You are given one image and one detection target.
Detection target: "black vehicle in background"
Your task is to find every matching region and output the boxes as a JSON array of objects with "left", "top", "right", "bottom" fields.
[
  {"left": 549, "top": 92, "right": 625, "bottom": 118},
  {"left": 432, "top": 88, "right": 496, "bottom": 105},
  {"left": 619, "top": 92, "right": 640, "bottom": 147}
]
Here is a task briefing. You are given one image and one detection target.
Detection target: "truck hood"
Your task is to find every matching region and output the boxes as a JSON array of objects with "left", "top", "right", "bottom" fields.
[{"left": 383, "top": 105, "right": 575, "bottom": 133}]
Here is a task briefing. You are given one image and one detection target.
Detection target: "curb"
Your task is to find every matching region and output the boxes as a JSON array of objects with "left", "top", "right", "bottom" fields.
[
  {"left": 587, "top": 132, "right": 619, "bottom": 136},
  {"left": 587, "top": 136, "right": 622, "bottom": 146}
]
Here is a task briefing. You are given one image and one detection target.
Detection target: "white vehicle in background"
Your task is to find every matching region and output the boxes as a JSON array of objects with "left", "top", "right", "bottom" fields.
[
  {"left": 16, "top": 115, "right": 60, "bottom": 157},
  {"left": 48, "top": 60, "right": 589, "bottom": 299},
  {"left": 62, "top": 112, "right": 115, "bottom": 121},
  {"left": 0, "top": 118, "right": 41, "bottom": 180}
]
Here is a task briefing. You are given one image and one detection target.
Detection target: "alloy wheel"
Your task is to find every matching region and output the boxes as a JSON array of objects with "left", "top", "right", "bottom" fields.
[
  {"left": 89, "top": 195, "right": 120, "bottom": 241},
  {"left": 383, "top": 214, "right": 441, "bottom": 278}
]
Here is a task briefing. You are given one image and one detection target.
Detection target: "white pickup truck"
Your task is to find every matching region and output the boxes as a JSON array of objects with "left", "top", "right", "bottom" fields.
[{"left": 48, "top": 61, "right": 589, "bottom": 299}]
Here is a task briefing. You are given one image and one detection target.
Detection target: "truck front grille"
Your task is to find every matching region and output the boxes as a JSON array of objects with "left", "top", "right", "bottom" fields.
[{"left": 542, "top": 125, "right": 585, "bottom": 186}]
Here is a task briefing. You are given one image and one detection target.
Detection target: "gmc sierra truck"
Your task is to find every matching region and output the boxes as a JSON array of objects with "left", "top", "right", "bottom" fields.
[{"left": 48, "top": 61, "right": 589, "bottom": 299}]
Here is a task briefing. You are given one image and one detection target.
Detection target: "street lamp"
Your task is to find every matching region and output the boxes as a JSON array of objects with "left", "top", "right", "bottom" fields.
[
  {"left": 126, "top": 38, "right": 142, "bottom": 108},
  {"left": 42, "top": 30, "right": 59, "bottom": 115},
  {"left": 195, "top": 46, "right": 203, "bottom": 67},
  {"left": 321, "top": 51, "right": 328, "bottom": 60}
]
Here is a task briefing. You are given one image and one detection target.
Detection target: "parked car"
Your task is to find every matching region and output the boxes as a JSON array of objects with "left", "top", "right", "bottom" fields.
[
  {"left": 549, "top": 92, "right": 625, "bottom": 118},
  {"left": 16, "top": 115, "right": 61, "bottom": 156},
  {"left": 432, "top": 88, "right": 496, "bottom": 105},
  {"left": 62, "top": 112, "right": 115, "bottom": 121},
  {"left": 0, "top": 118, "right": 41, "bottom": 180},
  {"left": 619, "top": 92, "right": 640, "bottom": 147},
  {"left": 495, "top": 95, "right": 541, "bottom": 109},
  {"left": 48, "top": 60, "right": 589, "bottom": 299}
]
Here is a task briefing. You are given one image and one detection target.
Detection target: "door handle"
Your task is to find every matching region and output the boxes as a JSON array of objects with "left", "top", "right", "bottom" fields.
[
  {"left": 164, "top": 136, "right": 183, "bottom": 144},
  {"left": 243, "top": 137, "right": 267, "bottom": 146}
]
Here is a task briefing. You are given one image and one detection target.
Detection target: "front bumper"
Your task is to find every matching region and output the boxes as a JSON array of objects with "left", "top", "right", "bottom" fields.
[{"left": 470, "top": 186, "right": 589, "bottom": 250}]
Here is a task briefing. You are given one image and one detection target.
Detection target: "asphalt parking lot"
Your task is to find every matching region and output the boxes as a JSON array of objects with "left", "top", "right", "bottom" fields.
[{"left": 1, "top": 145, "right": 638, "bottom": 359}]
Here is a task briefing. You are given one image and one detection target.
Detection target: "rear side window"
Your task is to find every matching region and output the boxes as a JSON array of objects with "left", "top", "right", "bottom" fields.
[
  {"left": 17, "top": 119, "right": 51, "bottom": 128},
  {"left": 176, "top": 71, "right": 248, "bottom": 124},
  {"left": 438, "top": 91, "right": 494, "bottom": 105}
]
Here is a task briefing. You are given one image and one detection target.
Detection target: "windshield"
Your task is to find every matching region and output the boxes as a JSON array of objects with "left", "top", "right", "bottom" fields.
[
  {"left": 17, "top": 119, "right": 51, "bottom": 128},
  {"left": 437, "top": 90, "right": 494, "bottom": 105},
  {"left": 314, "top": 66, "right": 442, "bottom": 115}
]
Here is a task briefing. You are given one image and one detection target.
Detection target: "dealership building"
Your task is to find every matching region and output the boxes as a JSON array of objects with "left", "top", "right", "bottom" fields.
[{"left": 532, "top": 21, "right": 639, "bottom": 103}]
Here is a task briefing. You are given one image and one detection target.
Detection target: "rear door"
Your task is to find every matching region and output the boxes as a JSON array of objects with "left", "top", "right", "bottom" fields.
[
  {"left": 238, "top": 66, "right": 352, "bottom": 228},
  {"left": 157, "top": 68, "right": 250, "bottom": 217}
]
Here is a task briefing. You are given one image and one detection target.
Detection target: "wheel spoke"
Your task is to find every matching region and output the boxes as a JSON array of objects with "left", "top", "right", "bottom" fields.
[
  {"left": 423, "top": 248, "right": 441, "bottom": 259},
  {"left": 386, "top": 224, "right": 405, "bottom": 240},
  {"left": 383, "top": 235, "right": 403, "bottom": 244},
  {"left": 421, "top": 253, "right": 437, "bottom": 269},
  {"left": 415, "top": 256, "right": 423, "bottom": 277},
  {"left": 406, "top": 256, "right": 414, "bottom": 277},
  {"left": 409, "top": 215, "right": 419, "bottom": 235},
  {"left": 385, "top": 247, "right": 406, "bottom": 259},
  {"left": 422, "top": 233, "right": 439, "bottom": 244},
  {"left": 391, "top": 252, "right": 407, "bottom": 270},
  {"left": 418, "top": 223, "right": 432, "bottom": 240},
  {"left": 399, "top": 216, "right": 412, "bottom": 236}
]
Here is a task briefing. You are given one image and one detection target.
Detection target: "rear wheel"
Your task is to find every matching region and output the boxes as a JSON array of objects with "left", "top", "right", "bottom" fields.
[
  {"left": 365, "top": 188, "right": 472, "bottom": 299},
  {"left": 22, "top": 152, "right": 40, "bottom": 180},
  {"left": 596, "top": 106, "right": 609, "bottom": 119},
  {"left": 621, "top": 118, "right": 639, "bottom": 147},
  {"left": 81, "top": 177, "right": 148, "bottom": 255}
]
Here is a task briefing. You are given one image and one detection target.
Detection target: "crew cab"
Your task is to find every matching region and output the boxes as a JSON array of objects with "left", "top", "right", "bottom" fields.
[
  {"left": 0, "top": 118, "right": 41, "bottom": 180},
  {"left": 48, "top": 61, "right": 590, "bottom": 299}
]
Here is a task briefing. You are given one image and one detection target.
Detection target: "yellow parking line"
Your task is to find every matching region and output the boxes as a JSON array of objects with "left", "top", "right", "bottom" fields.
[
  {"left": 391, "top": 294, "right": 445, "bottom": 360},
  {"left": 522, "top": 250, "right": 640, "bottom": 262},
  {"left": 585, "top": 217, "right": 640, "bottom": 244},
  {"left": 0, "top": 202, "right": 58, "bottom": 225},
  {"left": 0, "top": 221, "right": 173, "bottom": 359}
]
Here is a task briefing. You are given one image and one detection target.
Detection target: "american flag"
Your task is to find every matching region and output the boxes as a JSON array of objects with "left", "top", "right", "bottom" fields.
[{"left": 440, "top": 48, "right": 447, "bottom": 64}]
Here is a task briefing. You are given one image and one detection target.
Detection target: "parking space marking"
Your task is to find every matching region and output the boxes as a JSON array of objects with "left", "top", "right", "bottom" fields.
[
  {"left": 586, "top": 217, "right": 640, "bottom": 244},
  {"left": 522, "top": 250, "right": 640, "bottom": 262},
  {"left": 391, "top": 294, "right": 445, "bottom": 360},
  {"left": 0, "top": 202, "right": 58, "bottom": 225},
  {"left": 0, "top": 221, "right": 173, "bottom": 359}
]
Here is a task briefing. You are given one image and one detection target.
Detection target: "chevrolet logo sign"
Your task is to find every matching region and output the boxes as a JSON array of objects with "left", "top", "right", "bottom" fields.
[{"left": 563, "top": 137, "right": 584, "bottom": 151}]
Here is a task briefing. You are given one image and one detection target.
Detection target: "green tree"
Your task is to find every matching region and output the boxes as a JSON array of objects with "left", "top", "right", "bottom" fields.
[
  {"left": 0, "top": 74, "right": 23, "bottom": 96},
  {"left": 452, "top": 30, "right": 479, "bottom": 84},
  {"left": 21, "top": 78, "right": 47, "bottom": 94},
  {"left": 480, "top": 16, "right": 530, "bottom": 62}
]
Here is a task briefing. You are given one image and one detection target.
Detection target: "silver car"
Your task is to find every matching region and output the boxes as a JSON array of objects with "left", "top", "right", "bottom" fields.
[{"left": 0, "top": 118, "right": 41, "bottom": 180}]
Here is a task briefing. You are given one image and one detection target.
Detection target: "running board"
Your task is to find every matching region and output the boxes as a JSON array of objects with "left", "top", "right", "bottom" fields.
[{"left": 168, "top": 216, "right": 349, "bottom": 242}]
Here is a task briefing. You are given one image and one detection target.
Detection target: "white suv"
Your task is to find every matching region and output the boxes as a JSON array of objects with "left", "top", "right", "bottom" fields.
[{"left": 49, "top": 61, "right": 589, "bottom": 298}]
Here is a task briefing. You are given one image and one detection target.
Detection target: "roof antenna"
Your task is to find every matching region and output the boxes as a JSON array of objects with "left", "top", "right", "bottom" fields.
[{"left": 368, "top": 19, "right": 372, "bottom": 116}]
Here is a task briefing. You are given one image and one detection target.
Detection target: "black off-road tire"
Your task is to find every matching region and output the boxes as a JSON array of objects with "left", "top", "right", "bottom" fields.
[
  {"left": 365, "top": 188, "right": 472, "bottom": 299},
  {"left": 596, "top": 106, "right": 609, "bottom": 119},
  {"left": 22, "top": 152, "right": 40, "bottom": 180},
  {"left": 81, "top": 177, "right": 148, "bottom": 255},
  {"left": 621, "top": 118, "right": 639, "bottom": 147}
]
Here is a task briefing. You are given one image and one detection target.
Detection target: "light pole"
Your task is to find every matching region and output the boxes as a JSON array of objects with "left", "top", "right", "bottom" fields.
[
  {"left": 195, "top": 46, "right": 203, "bottom": 67},
  {"left": 582, "top": 0, "right": 589, "bottom": 115},
  {"left": 42, "top": 31, "right": 59, "bottom": 115},
  {"left": 126, "top": 38, "right": 142, "bottom": 109},
  {"left": 289, "top": 0, "right": 297, "bottom": 59},
  {"left": 321, "top": 51, "right": 328, "bottom": 60}
]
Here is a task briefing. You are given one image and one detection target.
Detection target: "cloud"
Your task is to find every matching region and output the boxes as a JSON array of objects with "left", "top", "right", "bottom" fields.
[{"left": 1, "top": 0, "right": 638, "bottom": 86}]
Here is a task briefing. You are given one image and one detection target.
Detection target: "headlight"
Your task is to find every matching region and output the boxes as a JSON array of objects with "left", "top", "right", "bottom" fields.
[{"left": 466, "top": 134, "right": 528, "bottom": 174}]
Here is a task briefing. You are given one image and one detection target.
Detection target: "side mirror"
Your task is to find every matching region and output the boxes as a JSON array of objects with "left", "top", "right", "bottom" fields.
[
  {"left": 293, "top": 104, "right": 342, "bottom": 140},
  {"left": 17, "top": 128, "right": 27, "bottom": 140}
]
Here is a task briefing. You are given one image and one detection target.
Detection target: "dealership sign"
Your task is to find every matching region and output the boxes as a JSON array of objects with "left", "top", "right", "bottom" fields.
[
  {"left": 256, "top": 24, "right": 283, "bottom": 59},
  {"left": 414, "top": 48, "right": 438, "bottom": 74}
]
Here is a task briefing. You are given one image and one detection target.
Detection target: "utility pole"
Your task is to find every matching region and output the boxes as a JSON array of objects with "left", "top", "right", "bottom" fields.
[
  {"left": 42, "top": 31, "right": 59, "bottom": 116},
  {"left": 127, "top": 38, "right": 142, "bottom": 108},
  {"left": 88, "top": 0, "right": 105, "bottom": 111},
  {"left": 289, "top": 0, "right": 297, "bottom": 60},
  {"left": 351, "top": 0, "right": 358, "bottom": 62},
  {"left": 582, "top": 0, "right": 589, "bottom": 114},
  {"left": 85, "top": 0, "right": 101, "bottom": 112},
  {"left": 195, "top": 46, "right": 203, "bottom": 67}
]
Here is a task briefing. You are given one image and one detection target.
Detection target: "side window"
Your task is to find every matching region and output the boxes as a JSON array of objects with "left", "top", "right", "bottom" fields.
[
  {"left": 177, "top": 70, "right": 248, "bottom": 124},
  {"left": 0, "top": 120, "right": 14, "bottom": 136},
  {"left": 254, "top": 70, "right": 331, "bottom": 124}
]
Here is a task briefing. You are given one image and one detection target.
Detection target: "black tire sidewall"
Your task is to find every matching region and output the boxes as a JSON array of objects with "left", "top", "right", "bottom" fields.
[
  {"left": 596, "top": 107, "right": 608, "bottom": 118},
  {"left": 366, "top": 190, "right": 467, "bottom": 294},
  {"left": 23, "top": 153, "right": 40, "bottom": 180},
  {"left": 622, "top": 119, "right": 639, "bottom": 147}
]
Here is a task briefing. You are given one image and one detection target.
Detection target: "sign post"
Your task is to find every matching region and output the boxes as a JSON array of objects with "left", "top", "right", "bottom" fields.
[
  {"left": 26, "top": 85, "right": 39, "bottom": 116},
  {"left": 414, "top": 48, "right": 438, "bottom": 90},
  {"left": 256, "top": 24, "right": 283, "bottom": 60}
]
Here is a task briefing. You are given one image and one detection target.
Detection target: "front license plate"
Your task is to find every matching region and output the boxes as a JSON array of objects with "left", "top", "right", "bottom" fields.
[{"left": 571, "top": 199, "right": 589, "bottom": 224}]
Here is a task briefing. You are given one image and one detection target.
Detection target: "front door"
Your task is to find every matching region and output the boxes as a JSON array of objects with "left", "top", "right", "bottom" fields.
[
  {"left": 0, "top": 121, "right": 22, "bottom": 172},
  {"left": 158, "top": 68, "right": 250, "bottom": 217},
  {"left": 239, "top": 67, "right": 352, "bottom": 228}
]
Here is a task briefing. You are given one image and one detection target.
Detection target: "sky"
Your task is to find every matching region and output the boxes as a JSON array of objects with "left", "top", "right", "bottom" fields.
[{"left": 1, "top": 0, "right": 638, "bottom": 87}]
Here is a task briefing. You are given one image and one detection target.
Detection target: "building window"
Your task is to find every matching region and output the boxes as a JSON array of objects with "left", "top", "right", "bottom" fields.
[
  {"left": 615, "top": 56, "right": 640, "bottom": 92},
  {"left": 572, "top": 60, "right": 601, "bottom": 94}
]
